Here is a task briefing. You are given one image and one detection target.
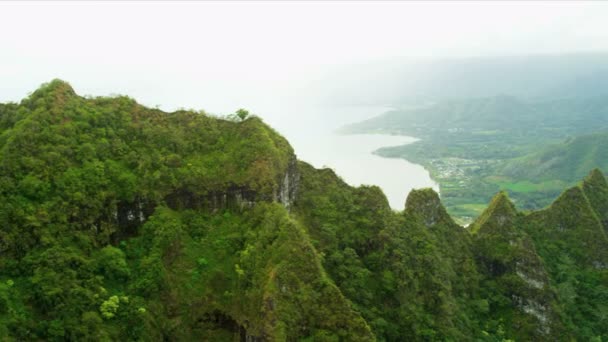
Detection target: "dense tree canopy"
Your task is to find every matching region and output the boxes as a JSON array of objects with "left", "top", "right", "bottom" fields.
[{"left": 0, "top": 80, "right": 607, "bottom": 340}]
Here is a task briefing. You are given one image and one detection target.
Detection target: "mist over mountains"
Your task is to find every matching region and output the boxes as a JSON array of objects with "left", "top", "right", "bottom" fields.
[
  {"left": 311, "top": 52, "right": 608, "bottom": 107},
  {"left": 2, "top": 2, "right": 608, "bottom": 340}
]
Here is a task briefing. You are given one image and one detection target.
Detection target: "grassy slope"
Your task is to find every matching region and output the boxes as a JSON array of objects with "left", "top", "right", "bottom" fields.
[{"left": 500, "top": 131, "right": 608, "bottom": 182}]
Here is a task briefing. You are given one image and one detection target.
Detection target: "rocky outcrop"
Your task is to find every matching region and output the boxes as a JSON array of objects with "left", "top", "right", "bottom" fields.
[
  {"left": 473, "top": 192, "right": 563, "bottom": 338},
  {"left": 115, "top": 197, "right": 156, "bottom": 237},
  {"left": 109, "top": 156, "right": 300, "bottom": 241},
  {"left": 194, "top": 154, "right": 300, "bottom": 212},
  {"left": 274, "top": 155, "right": 299, "bottom": 210},
  {"left": 163, "top": 155, "right": 300, "bottom": 212},
  {"left": 405, "top": 188, "right": 451, "bottom": 227}
]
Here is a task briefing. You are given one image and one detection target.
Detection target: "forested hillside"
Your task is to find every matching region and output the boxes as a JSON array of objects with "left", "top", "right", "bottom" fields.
[
  {"left": 499, "top": 131, "right": 608, "bottom": 182},
  {"left": 0, "top": 80, "right": 607, "bottom": 341}
]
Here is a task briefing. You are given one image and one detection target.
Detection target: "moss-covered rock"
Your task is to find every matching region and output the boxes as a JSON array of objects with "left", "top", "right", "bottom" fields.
[{"left": 473, "top": 191, "right": 566, "bottom": 340}]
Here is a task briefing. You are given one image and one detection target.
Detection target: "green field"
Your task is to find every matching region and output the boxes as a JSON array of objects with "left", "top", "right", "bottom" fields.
[{"left": 494, "top": 179, "right": 567, "bottom": 193}]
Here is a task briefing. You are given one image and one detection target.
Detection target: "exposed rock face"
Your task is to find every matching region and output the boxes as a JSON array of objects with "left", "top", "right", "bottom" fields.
[
  {"left": 274, "top": 155, "right": 300, "bottom": 211},
  {"left": 473, "top": 192, "right": 563, "bottom": 339},
  {"left": 114, "top": 155, "right": 300, "bottom": 237},
  {"left": 107, "top": 156, "right": 301, "bottom": 247},
  {"left": 115, "top": 197, "right": 156, "bottom": 237}
]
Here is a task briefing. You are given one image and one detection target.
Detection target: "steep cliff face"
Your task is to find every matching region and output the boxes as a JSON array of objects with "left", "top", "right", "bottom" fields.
[
  {"left": 521, "top": 172, "right": 608, "bottom": 338},
  {"left": 274, "top": 155, "right": 299, "bottom": 210},
  {"left": 527, "top": 185, "right": 608, "bottom": 269},
  {"left": 402, "top": 189, "right": 481, "bottom": 339},
  {"left": 162, "top": 155, "right": 299, "bottom": 213},
  {"left": 472, "top": 192, "right": 565, "bottom": 339},
  {"left": 136, "top": 204, "right": 373, "bottom": 341}
]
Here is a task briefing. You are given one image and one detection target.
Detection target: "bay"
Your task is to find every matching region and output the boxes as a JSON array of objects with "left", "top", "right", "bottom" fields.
[{"left": 262, "top": 104, "right": 438, "bottom": 210}]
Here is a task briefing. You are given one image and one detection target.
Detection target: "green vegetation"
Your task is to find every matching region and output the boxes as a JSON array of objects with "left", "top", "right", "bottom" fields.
[
  {"left": 0, "top": 80, "right": 357, "bottom": 340},
  {"left": 342, "top": 95, "right": 608, "bottom": 223},
  {"left": 471, "top": 192, "right": 567, "bottom": 340},
  {"left": 0, "top": 80, "right": 607, "bottom": 340},
  {"left": 521, "top": 178, "right": 608, "bottom": 340}
]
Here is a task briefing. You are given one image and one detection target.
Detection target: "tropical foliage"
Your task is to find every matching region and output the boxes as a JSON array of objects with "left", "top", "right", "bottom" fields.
[{"left": 0, "top": 80, "right": 607, "bottom": 340}]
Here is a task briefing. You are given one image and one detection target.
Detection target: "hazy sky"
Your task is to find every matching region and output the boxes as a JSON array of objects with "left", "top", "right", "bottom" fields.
[
  {"left": 3, "top": 1, "right": 608, "bottom": 207},
  {"left": 2, "top": 1, "right": 608, "bottom": 114}
]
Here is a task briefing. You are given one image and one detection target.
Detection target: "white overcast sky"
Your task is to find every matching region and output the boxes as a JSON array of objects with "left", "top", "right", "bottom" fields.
[{"left": 1, "top": 1, "right": 608, "bottom": 114}]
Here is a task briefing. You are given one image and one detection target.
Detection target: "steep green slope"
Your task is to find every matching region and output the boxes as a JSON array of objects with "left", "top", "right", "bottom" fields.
[
  {"left": 500, "top": 131, "right": 608, "bottom": 182},
  {"left": 581, "top": 169, "right": 608, "bottom": 234},
  {"left": 124, "top": 204, "right": 373, "bottom": 341},
  {"left": 521, "top": 180, "right": 608, "bottom": 340},
  {"left": 295, "top": 164, "right": 483, "bottom": 340},
  {"left": 472, "top": 192, "right": 566, "bottom": 340},
  {"left": 0, "top": 80, "right": 370, "bottom": 340}
]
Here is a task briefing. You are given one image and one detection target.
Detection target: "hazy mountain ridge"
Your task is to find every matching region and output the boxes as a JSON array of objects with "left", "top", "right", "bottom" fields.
[
  {"left": 318, "top": 52, "right": 608, "bottom": 106},
  {"left": 341, "top": 92, "right": 608, "bottom": 222},
  {"left": 0, "top": 81, "right": 607, "bottom": 340},
  {"left": 341, "top": 94, "right": 608, "bottom": 138}
]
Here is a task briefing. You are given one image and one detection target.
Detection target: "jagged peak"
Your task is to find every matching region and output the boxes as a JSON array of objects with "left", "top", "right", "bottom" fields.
[
  {"left": 405, "top": 188, "right": 451, "bottom": 227},
  {"left": 545, "top": 185, "right": 602, "bottom": 232},
  {"left": 24, "top": 79, "right": 77, "bottom": 110},
  {"left": 33, "top": 79, "right": 76, "bottom": 97},
  {"left": 406, "top": 187, "right": 440, "bottom": 204},
  {"left": 552, "top": 185, "right": 587, "bottom": 209},
  {"left": 488, "top": 191, "right": 516, "bottom": 214},
  {"left": 471, "top": 191, "right": 517, "bottom": 234},
  {"left": 582, "top": 168, "right": 608, "bottom": 188}
]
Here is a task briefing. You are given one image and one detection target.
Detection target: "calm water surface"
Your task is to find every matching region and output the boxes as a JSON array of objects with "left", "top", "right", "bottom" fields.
[{"left": 265, "top": 105, "right": 438, "bottom": 210}]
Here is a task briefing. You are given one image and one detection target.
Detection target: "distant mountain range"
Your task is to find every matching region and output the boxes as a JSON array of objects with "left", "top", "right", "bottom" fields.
[
  {"left": 314, "top": 52, "right": 608, "bottom": 106},
  {"left": 341, "top": 94, "right": 608, "bottom": 139}
]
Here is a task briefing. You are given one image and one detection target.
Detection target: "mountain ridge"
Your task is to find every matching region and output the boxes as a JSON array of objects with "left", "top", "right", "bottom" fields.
[{"left": 0, "top": 80, "right": 607, "bottom": 340}]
